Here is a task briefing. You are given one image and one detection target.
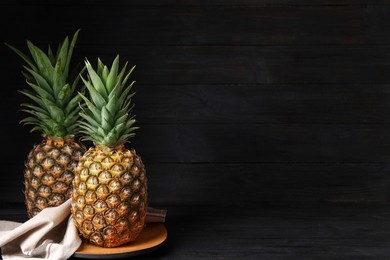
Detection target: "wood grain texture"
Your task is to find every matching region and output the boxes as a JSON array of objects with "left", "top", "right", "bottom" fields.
[
  {"left": 1, "top": 4, "right": 390, "bottom": 45},
  {"left": 1, "top": 1, "right": 390, "bottom": 259},
  {"left": 146, "top": 163, "right": 390, "bottom": 205},
  {"left": 132, "top": 124, "right": 390, "bottom": 163},
  {"left": 1, "top": 124, "right": 390, "bottom": 163},
  {"left": 2, "top": 204, "right": 390, "bottom": 259},
  {"left": 3, "top": 0, "right": 390, "bottom": 6},
  {"left": 0, "top": 2, "right": 389, "bottom": 209},
  {"left": 33, "top": 45, "right": 390, "bottom": 84},
  {"left": 3, "top": 83, "right": 390, "bottom": 124},
  {"left": 2, "top": 163, "right": 389, "bottom": 205},
  {"left": 4, "top": 45, "right": 390, "bottom": 85},
  {"left": 133, "top": 83, "right": 390, "bottom": 124},
  {"left": 145, "top": 204, "right": 390, "bottom": 259}
]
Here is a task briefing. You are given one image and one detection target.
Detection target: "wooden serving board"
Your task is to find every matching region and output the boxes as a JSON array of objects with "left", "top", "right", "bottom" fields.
[{"left": 73, "top": 223, "right": 167, "bottom": 259}]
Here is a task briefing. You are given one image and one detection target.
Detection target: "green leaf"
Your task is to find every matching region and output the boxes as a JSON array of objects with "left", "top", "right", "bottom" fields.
[
  {"left": 117, "top": 101, "right": 133, "bottom": 120},
  {"left": 48, "top": 45, "right": 55, "bottom": 66},
  {"left": 97, "top": 58, "right": 104, "bottom": 75},
  {"left": 21, "top": 70, "right": 35, "bottom": 83},
  {"left": 20, "top": 116, "right": 43, "bottom": 126},
  {"left": 55, "top": 42, "right": 63, "bottom": 60},
  {"left": 65, "top": 94, "right": 82, "bottom": 116},
  {"left": 121, "top": 65, "right": 136, "bottom": 88},
  {"left": 65, "top": 29, "right": 79, "bottom": 77},
  {"left": 19, "top": 90, "right": 48, "bottom": 109},
  {"left": 104, "top": 129, "right": 118, "bottom": 145},
  {"left": 118, "top": 133, "right": 136, "bottom": 143},
  {"left": 102, "top": 66, "right": 109, "bottom": 85},
  {"left": 23, "top": 66, "right": 52, "bottom": 94},
  {"left": 52, "top": 58, "right": 64, "bottom": 97},
  {"left": 79, "top": 126, "right": 95, "bottom": 136},
  {"left": 57, "top": 36, "right": 69, "bottom": 74},
  {"left": 26, "top": 81, "right": 55, "bottom": 103},
  {"left": 116, "top": 61, "right": 128, "bottom": 86},
  {"left": 63, "top": 112, "right": 79, "bottom": 131},
  {"left": 79, "top": 113, "right": 100, "bottom": 129},
  {"left": 107, "top": 80, "right": 121, "bottom": 102},
  {"left": 101, "top": 106, "right": 112, "bottom": 132},
  {"left": 114, "top": 113, "right": 127, "bottom": 126},
  {"left": 30, "top": 126, "right": 43, "bottom": 132},
  {"left": 5, "top": 42, "right": 38, "bottom": 72},
  {"left": 64, "top": 109, "right": 79, "bottom": 126},
  {"left": 123, "top": 126, "right": 139, "bottom": 136},
  {"left": 70, "top": 66, "right": 86, "bottom": 99},
  {"left": 43, "top": 119, "right": 58, "bottom": 135},
  {"left": 21, "top": 103, "right": 50, "bottom": 116},
  {"left": 27, "top": 41, "right": 53, "bottom": 84},
  {"left": 106, "top": 55, "right": 119, "bottom": 92},
  {"left": 57, "top": 84, "right": 71, "bottom": 106},
  {"left": 118, "top": 81, "right": 135, "bottom": 108},
  {"left": 48, "top": 105, "right": 65, "bottom": 123},
  {"left": 78, "top": 92, "right": 102, "bottom": 123},
  {"left": 97, "top": 126, "right": 106, "bottom": 137},
  {"left": 121, "top": 72, "right": 135, "bottom": 91},
  {"left": 65, "top": 106, "right": 80, "bottom": 120},
  {"left": 125, "top": 119, "right": 136, "bottom": 129},
  {"left": 71, "top": 66, "right": 86, "bottom": 94},
  {"left": 81, "top": 75, "right": 106, "bottom": 109},
  {"left": 64, "top": 115, "right": 79, "bottom": 125},
  {"left": 106, "top": 93, "right": 118, "bottom": 116},
  {"left": 85, "top": 60, "right": 108, "bottom": 98},
  {"left": 41, "top": 98, "right": 64, "bottom": 123},
  {"left": 114, "top": 122, "right": 125, "bottom": 135},
  {"left": 21, "top": 109, "right": 50, "bottom": 120},
  {"left": 78, "top": 57, "right": 140, "bottom": 145},
  {"left": 66, "top": 124, "right": 78, "bottom": 134}
]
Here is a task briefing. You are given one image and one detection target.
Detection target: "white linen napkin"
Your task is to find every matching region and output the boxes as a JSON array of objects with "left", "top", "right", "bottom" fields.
[{"left": 0, "top": 200, "right": 167, "bottom": 260}]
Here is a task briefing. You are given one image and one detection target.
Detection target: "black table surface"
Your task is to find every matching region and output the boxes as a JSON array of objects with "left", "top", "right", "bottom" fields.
[{"left": 1, "top": 202, "right": 390, "bottom": 259}]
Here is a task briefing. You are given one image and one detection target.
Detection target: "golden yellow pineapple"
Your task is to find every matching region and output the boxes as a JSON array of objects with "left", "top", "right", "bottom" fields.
[
  {"left": 7, "top": 31, "right": 86, "bottom": 218},
  {"left": 72, "top": 56, "right": 147, "bottom": 247}
]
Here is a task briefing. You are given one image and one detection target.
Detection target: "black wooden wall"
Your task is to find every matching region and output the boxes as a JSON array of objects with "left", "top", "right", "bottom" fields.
[{"left": 1, "top": 1, "right": 390, "bottom": 210}]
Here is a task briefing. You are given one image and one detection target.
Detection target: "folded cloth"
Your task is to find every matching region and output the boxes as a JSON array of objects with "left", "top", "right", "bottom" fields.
[
  {"left": 0, "top": 200, "right": 166, "bottom": 260},
  {"left": 145, "top": 207, "right": 167, "bottom": 223},
  {"left": 0, "top": 200, "right": 80, "bottom": 260}
]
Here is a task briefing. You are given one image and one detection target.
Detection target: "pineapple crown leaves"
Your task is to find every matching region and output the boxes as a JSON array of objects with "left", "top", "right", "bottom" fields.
[
  {"left": 6, "top": 30, "right": 84, "bottom": 139},
  {"left": 78, "top": 55, "right": 138, "bottom": 147}
]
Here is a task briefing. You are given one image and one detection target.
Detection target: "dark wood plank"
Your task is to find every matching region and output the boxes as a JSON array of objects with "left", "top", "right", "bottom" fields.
[
  {"left": 146, "top": 163, "right": 390, "bottom": 205},
  {"left": 1, "top": 1, "right": 390, "bottom": 258},
  {"left": 3, "top": 163, "right": 388, "bottom": 205},
  {"left": 3, "top": 0, "right": 390, "bottom": 6},
  {"left": 5, "top": 83, "right": 390, "bottom": 124},
  {"left": 64, "top": 46, "right": 390, "bottom": 84},
  {"left": 146, "top": 204, "right": 390, "bottom": 259},
  {"left": 1, "top": 5, "right": 390, "bottom": 45},
  {"left": 2, "top": 204, "right": 390, "bottom": 259},
  {"left": 133, "top": 83, "right": 390, "bottom": 124},
  {"left": 0, "top": 162, "right": 26, "bottom": 204},
  {"left": 132, "top": 124, "right": 390, "bottom": 163},
  {"left": 4, "top": 45, "right": 390, "bottom": 85},
  {"left": 0, "top": 203, "right": 28, "bottom": 223},
  {"left": 0, "top": 127, "right": 39, "bottom": 159},
  {"left": 2, "top": 124, "right": 390, "bottom": 164}
]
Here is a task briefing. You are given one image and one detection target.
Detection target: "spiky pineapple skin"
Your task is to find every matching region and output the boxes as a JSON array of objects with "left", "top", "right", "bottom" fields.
[
  {"left": 24, "top": 138, "right": 86, "bottom": 218},
  {"left": 71, "top": 145, "right": 147, "bottom": 248}
]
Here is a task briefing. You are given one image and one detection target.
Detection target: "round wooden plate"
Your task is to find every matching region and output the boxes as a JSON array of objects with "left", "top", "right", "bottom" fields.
[{"left": 73, "top": 223, "right": 167, "bottom": 259}]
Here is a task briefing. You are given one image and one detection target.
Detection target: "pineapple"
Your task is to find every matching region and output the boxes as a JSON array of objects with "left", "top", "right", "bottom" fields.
[
  {"left": 71, "top": 56, "right": 147, "bottom": 247},
  {"left": 7, "top": 31, "right": 86, "bottom": 218}
]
